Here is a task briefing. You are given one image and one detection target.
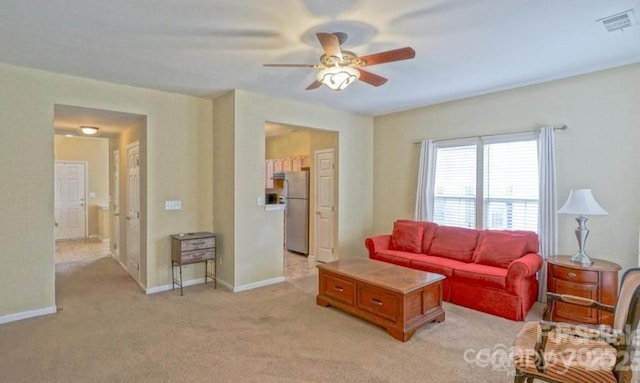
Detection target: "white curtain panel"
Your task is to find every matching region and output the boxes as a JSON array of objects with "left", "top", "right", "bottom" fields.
[
  {"left": 537, "top": 126, "right": 559, "bottom": 303},
  {"left": 414, "top": 139, "right": 436, "bottom": 221}
]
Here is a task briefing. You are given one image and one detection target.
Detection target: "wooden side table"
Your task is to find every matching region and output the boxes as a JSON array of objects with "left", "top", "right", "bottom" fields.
[
  {"left": 546, "top": 255, "right": 621, "bottom": 325},
  {"left": 170, "top": 232, "right": 216, "bottom": 295}
]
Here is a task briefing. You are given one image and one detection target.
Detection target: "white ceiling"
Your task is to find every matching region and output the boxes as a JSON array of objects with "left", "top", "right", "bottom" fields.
[{"left": 2, "top": 0, "right": 640, "bottom": 116}]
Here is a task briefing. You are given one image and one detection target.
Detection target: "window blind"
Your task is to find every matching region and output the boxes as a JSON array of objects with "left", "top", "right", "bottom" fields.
[
  {"left": 433, "top": 144, "right": 477, "bottom": 228},
  {"left": 483, "top": 140, "right": 539, "bottom": 231},
  {"left": 432, "top": 136, "right": 539, "bottom": 232}
]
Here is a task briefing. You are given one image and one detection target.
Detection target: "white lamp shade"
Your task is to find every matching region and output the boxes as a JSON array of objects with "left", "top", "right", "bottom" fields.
[
  {"left": 558, "top": 189, "right": 607, "bottom": 215},
  {"left": 317, "top": 66, "right": 360, "bottom": 91}
]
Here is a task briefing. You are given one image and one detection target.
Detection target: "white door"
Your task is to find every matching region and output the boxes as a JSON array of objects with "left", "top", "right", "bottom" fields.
[
  {"left": 112, "top": 150, "right": 120, "bottom": 263},
  {"left": 54, "top": 162, "right": 87, "bottom": 240},
  {"left": 315, "top": 149, "right": 335, "bottom": 262},
  {"left": 126, "top": 142, "right": 141, "bottom": 282}
]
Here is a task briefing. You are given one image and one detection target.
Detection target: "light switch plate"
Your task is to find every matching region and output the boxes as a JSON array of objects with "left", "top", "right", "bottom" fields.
[{"left": 165, "top": 200, "right": 182, "bottom": 210}]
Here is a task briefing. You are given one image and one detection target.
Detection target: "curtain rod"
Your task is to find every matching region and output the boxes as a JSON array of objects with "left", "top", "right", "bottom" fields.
[{"left": 413, "top": 124, "right": 568, "bottom": 144}]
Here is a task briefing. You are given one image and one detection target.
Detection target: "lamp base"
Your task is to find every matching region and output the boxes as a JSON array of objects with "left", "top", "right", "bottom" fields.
[
  {"left": 569, "top": 215, "right": 593, "bottom": 266},
  {"left": 570, "top": 251, "right": 593, "bottom": 266}
]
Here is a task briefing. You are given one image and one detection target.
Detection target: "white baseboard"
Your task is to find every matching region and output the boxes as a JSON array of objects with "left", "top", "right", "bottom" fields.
[
  {"left": 89, "top": 234, "right": 99, "bottom": 239},
  {"left": 0, "top": 306, "right": 57, "bottom": 325},
  {"left": 233, "top": 276, "right": 285, "bottom": 292},
  {"left": 145, "top": 276, "right": 284, "bottom": 294},
  {"left": 145, "top": 277, "right": 216, "bottom": 295}
]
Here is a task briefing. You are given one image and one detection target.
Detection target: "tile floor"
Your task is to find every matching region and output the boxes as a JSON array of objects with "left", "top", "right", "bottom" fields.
[
  {"left": 283, "top": 250, "right": 318, "bottom": 280},
  {"left": 55, "top": 238, "right": 112, "bottom": 264}
]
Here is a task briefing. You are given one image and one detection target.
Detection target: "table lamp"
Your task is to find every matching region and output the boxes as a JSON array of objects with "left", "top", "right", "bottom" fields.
[{"left": 558, "top": 189, "right": 607, "bottom": 266}]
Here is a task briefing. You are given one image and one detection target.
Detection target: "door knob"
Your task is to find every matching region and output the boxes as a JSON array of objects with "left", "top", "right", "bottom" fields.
[{"left": 54, "top": 222, "right": 59, "bottom": 227}]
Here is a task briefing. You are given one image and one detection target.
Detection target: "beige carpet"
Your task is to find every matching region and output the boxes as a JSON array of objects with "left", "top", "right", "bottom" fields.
[{"left": 0, "top": 256, "right": 544, "bottom": 382}]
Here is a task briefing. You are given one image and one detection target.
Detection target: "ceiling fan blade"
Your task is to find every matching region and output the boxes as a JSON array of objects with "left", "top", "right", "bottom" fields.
[
  {"left": 357, "top": 69, "right": 388, "bottom": 87},
  {"left": 305, "top": 80, "right": 323, "bottom": 90},
  {"left": 316, "top": 32, "right": 343, "bottom": 59},
  {"left": 357, "top": 47, "right": 416, "bottom": 67},
  {"left": 263, "top": 64, "right": 320, "bottom": 68}
]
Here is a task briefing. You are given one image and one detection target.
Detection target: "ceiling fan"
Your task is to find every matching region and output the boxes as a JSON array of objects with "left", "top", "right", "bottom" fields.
[{"left": 263, "top": 32, "right": 415, "bottom": 91}]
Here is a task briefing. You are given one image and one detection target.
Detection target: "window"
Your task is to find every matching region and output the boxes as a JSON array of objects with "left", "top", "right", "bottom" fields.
[{"left": 432, "top": 135, "right": 539, "bottom": 232}]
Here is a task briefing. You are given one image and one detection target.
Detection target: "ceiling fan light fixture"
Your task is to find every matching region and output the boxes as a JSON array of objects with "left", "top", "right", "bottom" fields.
[
  {"left": 80, "top": 126, "right": 99, "bottom": 135},
  {"left": 317, "top": 65, "right": 360, "bottom": 91}
]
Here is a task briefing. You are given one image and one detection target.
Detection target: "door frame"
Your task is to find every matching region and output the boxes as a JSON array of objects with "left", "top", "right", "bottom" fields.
[
  {"left": 313, "top": 148, "right": 336, "bottom": 262},
  {"left": 126, "top": 140, "right": 141, "bottom": 284},
  {"left": 54, "top": 160, "right": 89, "bottom": 241},
  {"left": 112, "top": 149, "right": 121, "bottom": 263}
]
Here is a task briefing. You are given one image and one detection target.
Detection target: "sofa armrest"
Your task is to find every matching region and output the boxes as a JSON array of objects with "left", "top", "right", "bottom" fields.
[
  {"left": 506, "top": 252, "right": 543, "bottom": 295},
  {"left": 364, "top": 235, "right": 391, "bottom": 258}
]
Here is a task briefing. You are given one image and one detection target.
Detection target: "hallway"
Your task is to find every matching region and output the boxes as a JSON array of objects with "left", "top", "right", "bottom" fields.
[{"left": 55, "top": 238, "right": 111, "bottom": 264}]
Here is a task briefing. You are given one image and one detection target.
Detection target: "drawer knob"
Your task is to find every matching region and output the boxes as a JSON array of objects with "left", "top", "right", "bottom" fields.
[
  {"left": 333, "top": 286, "right": 344, "bottom": 292},
  {"left": 371, "top": 299, "right": 383, "bottom": 306},
  {"left": 567, "top": 272, "right": 577, "bottom": 278}
]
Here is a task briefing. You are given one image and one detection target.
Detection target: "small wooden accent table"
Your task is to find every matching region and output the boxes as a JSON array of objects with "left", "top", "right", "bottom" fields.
[
  {"left": 170, "top": 232, "right": 216, "bottom": 296},
  {"left": 316, "top": 258, "right": 445, "bottom": 342},
  {"left": 546, "top": 255, "right": 621, "bottom": 325}
]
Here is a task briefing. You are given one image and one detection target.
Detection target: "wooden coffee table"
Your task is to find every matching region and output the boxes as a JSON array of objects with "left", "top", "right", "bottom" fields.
[{"left": 316, "top": 258, "right": 445, "bottom": 341}]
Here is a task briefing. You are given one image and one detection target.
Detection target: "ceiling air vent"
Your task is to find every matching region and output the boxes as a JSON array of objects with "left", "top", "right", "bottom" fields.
[{"left": 597, "top": 9, "right": 636, "bottom": 32}]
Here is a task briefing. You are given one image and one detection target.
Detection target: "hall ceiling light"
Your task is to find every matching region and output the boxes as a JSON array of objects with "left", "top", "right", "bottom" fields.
[{"left": 80, "top": 126, "right": 99, "bottom": 135}]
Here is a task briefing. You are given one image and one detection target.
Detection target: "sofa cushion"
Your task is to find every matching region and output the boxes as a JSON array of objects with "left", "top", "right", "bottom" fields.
[
  {"left": 473, "top": 231, "right": 528, "bottom": 268},
  {"left": 389, "top": 222, "right": 424, "bottom": 253},
  {"left": 373, "top": 250, "right": 427, "bottom": 267},
  {"left": 410, "top": 255, "right": 468, "bottom": 279},
  {"left": 455, "top": 263, "right": 507, "bottom": 290},
  {"left": 397, "top": 220, "right": 438, "bottom": 254},
  {"left": 428, "top": 226, "right": 479, "bottom": 263},
  {"left": 492, "top": 230, "right": 539, "bottom": 253}
]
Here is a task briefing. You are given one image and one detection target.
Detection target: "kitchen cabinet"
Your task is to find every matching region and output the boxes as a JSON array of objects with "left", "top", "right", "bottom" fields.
[
  {"left": 265, "top": 159, "right": 274, "bottom": 189},
  {"left": 282, "top": 157, "right": 292, "bottom": 172},
  {"left": 292, "top": 156, "right": 302, "bottom": 171},
  {"left": 265, "top": 155, "right": 311, "bottom": 188},
  {"left": 273, "top": 158, "right": 283, "bottom": 173},
  {"left": 301, "top": 155, "right": 310, "bottom": 168}
]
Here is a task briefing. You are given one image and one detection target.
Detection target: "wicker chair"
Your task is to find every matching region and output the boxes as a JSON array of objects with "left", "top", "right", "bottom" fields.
[{"left": 512, "top": 267, "right": 640, "bottom": 383}]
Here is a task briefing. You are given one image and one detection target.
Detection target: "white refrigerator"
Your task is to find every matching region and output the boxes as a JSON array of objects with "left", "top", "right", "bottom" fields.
[{"left": 284, "top": 171, "right": 309, "bottom": 255}]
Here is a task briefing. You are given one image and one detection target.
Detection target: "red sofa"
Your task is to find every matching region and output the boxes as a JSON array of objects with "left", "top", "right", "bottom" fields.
[{"left": 365, "top": 220, "right": 543, "bottom": 321}]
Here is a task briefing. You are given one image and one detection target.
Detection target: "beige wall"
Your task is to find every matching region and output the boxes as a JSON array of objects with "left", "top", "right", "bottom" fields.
[
  {"left": 373, "top": 63, "right": 640, "bottom": 270},
  {"left": 265, "top": 129, "right": 311, "bottom": 159},
  {"left": 214, "top": 89, "right": 373, "bottom": 290},
  {"left": 212, "top": 91, "right": 236, "bottom": 287},
  {"left": 0, "top": 62, "right": 213, "bottom": 319},
  {"left": 54, "top": 135, "right": 109, "bottom": 237}
]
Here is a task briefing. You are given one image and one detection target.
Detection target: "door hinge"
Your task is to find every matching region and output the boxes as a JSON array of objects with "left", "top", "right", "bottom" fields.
[
  {"left": 331, "top": 206, "right": 334, "bottom": 212},
  {"left": 331, "top": 248, "right": 334, "bottom": 253}
]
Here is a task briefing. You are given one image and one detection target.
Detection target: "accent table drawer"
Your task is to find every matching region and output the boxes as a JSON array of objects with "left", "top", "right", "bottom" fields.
[
  {"left": 552, "top": 266, "right": 598, "bottom": 284},
  {"left": 181, "top": 250, "right": 215, "bottom": 264},
  {"left": 181, "top": 237, "right": 215, "bottom": 251},
  {"left": 358, "top": 286, "right": 398, "bottom": 322},
  {"left": 322, "top": 274, "right": 355, "bottom": 305}
]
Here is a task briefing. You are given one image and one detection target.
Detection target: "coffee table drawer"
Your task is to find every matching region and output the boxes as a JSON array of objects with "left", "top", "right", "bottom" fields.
[
  {"left": 358, "top": 286, "right": 398, "bottom": 322},
  {"left": 322, "top": 274, "right": 356, "bottom": 305}
]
